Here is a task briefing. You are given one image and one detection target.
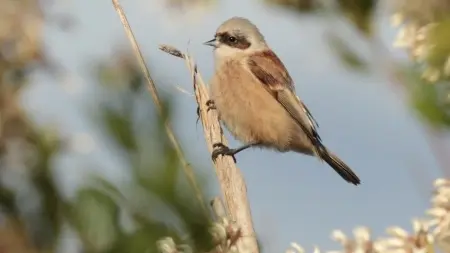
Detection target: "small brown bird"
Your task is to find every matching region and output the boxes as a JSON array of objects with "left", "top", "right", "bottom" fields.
[{"left": 203, "top": 17, "right": 361, "bottom": 185}]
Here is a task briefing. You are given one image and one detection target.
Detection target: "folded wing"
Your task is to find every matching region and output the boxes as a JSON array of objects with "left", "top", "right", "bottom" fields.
[{"left": 247, "top": 50, "right": 322, "bottom": 146}]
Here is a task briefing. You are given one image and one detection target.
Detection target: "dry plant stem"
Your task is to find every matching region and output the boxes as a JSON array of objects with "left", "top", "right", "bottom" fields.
[
  {"left": 160, "top": 45, "right": 259, "bottom": 253},
  {"left": 111, "top": 0, "right": 208, "bottom": 216}
]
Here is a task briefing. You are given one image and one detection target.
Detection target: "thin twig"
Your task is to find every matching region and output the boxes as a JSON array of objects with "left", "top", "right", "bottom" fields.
[
  {"left": 160, "top": 44, "right": 259, "bottom": 253},
  {"left": 111, "top": 0, "right": 208, "bottom": 216}
]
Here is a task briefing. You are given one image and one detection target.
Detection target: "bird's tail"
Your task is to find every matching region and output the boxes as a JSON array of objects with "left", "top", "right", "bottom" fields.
[{"left": 315, "top": 145, "right": 361, "bottom": 185}]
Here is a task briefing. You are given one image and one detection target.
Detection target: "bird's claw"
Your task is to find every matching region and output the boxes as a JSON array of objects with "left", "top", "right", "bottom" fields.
[
  {"left": 205, "top": 99, "right": 216, "bottom": 112},
  {"left": 211, "top": 142, "right": 237, "bottom": 163},
  {"left": 196, "top": 100, "right": 216, "bottom": 123},
  {"left": 196, "top": 107, "right": 201, "bottom": 124}
]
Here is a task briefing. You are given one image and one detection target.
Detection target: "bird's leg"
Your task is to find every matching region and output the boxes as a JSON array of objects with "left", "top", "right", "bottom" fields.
[
  {"left": 211, "top": 142, "right": 260, "bottom": 163},
  {"left": 196, "top": 99, "right": 216, "bottom": 123}
]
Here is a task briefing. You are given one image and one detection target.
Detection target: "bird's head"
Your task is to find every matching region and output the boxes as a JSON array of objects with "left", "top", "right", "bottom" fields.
[{"left": 204, "top": 17, "right": 268, "bottom": 62}]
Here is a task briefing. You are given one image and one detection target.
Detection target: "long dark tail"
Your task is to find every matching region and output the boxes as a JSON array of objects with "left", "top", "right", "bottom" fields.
[{"left": 316, "top": 145, "right": 361, "bottom": 185}]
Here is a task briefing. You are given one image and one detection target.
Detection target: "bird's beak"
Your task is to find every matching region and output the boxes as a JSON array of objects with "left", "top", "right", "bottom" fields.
[{"left": 203, "top": 38, "right": 217, "bottom": 47}]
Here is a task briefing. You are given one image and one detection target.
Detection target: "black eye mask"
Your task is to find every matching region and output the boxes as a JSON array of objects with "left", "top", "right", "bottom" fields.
[{"left": 217, "top": 31, "right": 251, "bottom": 50}]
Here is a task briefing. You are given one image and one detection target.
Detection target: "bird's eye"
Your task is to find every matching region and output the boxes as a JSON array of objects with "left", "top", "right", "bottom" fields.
[{"left": 228, "top": 36, "right": 237, "bottom": 43}]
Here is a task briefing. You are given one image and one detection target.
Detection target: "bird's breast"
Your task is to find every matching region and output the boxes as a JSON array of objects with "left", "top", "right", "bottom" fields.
[{"left": 209, "top": 60, "right": 295, "bottom": 149}]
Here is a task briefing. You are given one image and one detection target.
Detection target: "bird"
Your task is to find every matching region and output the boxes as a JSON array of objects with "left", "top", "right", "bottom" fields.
[{"left": 203, "top": 16, "right": 361, "bottom": 185}]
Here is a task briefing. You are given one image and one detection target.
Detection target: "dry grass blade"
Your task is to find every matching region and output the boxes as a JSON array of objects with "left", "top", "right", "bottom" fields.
[
  {"left": 159, "top": 45, "right": 186, "bottom": 59},
  {"left": 111, "top": 0, "right": 208, "bottom": 216},
  {"left": 159, "top": 44, "right": 259, "bottom": 253}
]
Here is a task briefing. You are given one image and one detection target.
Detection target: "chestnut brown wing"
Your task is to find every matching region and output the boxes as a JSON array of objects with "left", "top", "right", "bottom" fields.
[{"left": 247, "top": 51, "right": 322, "bottom": 144}]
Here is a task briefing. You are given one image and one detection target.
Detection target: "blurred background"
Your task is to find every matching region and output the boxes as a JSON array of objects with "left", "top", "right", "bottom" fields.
[{"left": 1, "top": 0, "right": 450, "bottom": 252}]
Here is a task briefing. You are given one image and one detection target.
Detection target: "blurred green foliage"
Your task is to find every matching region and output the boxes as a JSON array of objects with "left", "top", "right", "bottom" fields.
[
  {"left": 0, "top": 73, "right": 216, "bottom": 253},
  {"left": 400, "top": 66, "right": 450, "bottom": 128},
  {"left": 423, "top": 19, "right": 450, "bottom": 76},
  {"left": 262, "top": 0, "right": 316, "bottom": 12},
  {"left": 1, "top": 29, "right": 216, "bottom": 251},
  {"left": 326, "top": 33, "right": 369, "bottom": 71},
  {"left": 335, "top": 0, "right": 376, "bottom": 36}
]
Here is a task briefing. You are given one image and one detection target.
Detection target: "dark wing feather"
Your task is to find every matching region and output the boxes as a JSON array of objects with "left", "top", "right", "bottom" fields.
[
  {"left": 247, "top": 51, "right": 321, "bottom": 145},
  {"left": 300, "top": 100, "right": 320, "bottom": 129},
  {"left": 276, "top": 90, "right": 322, "bottom": 144}
]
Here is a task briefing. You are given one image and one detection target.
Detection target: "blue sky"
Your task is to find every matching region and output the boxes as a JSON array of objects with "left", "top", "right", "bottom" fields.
[{"left": 21, "top": 0, "right": 444, "bottom": 252}]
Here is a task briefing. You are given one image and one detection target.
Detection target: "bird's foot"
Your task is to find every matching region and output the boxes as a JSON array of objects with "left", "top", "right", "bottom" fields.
[
  {"left": 205, "top": 99, "right": 216, "bottom": 112},
  {"left": 196, "top": 100, "right": 216, "bottom": 123},
  {"left": 211, "top": 142, "right": 237, "bottom": 163}
]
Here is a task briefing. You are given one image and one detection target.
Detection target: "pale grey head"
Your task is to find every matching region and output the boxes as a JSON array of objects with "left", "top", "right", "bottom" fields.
[{"left": 204, "top": 17, "right": 268, "bottom": 60}]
